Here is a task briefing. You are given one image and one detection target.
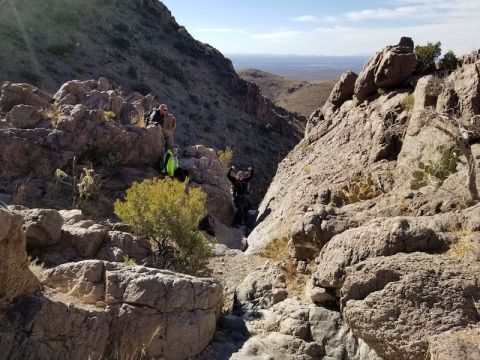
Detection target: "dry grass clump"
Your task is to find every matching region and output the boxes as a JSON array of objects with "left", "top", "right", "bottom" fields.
[
  {"left": 261, "top": 237, "right": 310, "bottom": 298},
  {"left": 0, "top": 259, "right": 35, "bottom": 308},
  {"left": 447, "top": 227, "right": 480, "bottom": 261},
  {"left": 42, "top": 105, "right": 62, "bottom": 128},
  {"left": 29, "top": 257, "right": 47, "bottom": 283}
]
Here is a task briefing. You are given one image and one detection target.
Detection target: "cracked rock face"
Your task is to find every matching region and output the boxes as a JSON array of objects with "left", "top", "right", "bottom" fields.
[
  {"left": 2, "top": 260, "right": 223, "bottom": 360},
  {"left": 341, "top": 253, "right": 480, "bottom": 360}
]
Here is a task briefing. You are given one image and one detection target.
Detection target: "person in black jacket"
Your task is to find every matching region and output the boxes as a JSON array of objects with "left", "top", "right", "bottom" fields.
[{"left": 227, "top": 166, "right": 254, "bottom": 227}]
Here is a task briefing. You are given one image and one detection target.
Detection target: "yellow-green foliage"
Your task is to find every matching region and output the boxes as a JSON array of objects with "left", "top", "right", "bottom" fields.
[
  {"left": 332, "top": 173, "right": 383, "bottom": 207},
  {"left": 217, "top": 146, "right": 233, "bottom": 167},
  {"left": 114, "top": 178, "right": 211, "bottom": 275},
  {"left": 103, "top": 111, "right": 116, "bottom": 121},
  {"left": 378, "top": 88, "right": 386, "bottom": 95},
  {"left": 122, "top": 256, "right": 137, "bottom": 267},
  {"left": 402, "top": 94, "right": 415, "bottom": 112},
  {"left": 411, "top": 146, "right": 459, "bottom": 190}
]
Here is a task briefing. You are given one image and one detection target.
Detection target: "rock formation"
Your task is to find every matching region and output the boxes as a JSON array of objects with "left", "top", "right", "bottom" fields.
[
  {"left": 0, "top": 207, "right": 223, "bottom": 360},
  {"left": 246, "top": 40, "right": 480, "bottom": 359}
]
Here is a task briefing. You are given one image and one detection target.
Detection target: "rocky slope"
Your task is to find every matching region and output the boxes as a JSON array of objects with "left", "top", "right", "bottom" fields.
[
  {"left": 239, "top": 68, "right": 336, "bottom": 118},
  {"left": 0, "top": 0, "right": 303, "bottom": 202},
  {"left": 243, "top": 37, "right": 480, "bottom": 359}
]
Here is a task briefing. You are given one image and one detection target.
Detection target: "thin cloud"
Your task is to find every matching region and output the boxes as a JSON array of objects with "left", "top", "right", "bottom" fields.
[
  {"left": 290, "top": 15, "right": 337, "bottom": 23},
  {"left": 291, "top": 15, "right": 319, "bottom": 22},
  {"left": 344, "top": 7, "right": 416, "bottom": 21}
]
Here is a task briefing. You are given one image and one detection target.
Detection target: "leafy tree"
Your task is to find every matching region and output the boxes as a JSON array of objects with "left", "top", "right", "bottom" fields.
[
  {"left": 414, "top": 41, "right": 442, "bottom": 75},
  {"left": 114, "top": 178, "right": 211, "bottom": 275},
  {"left": 440, "top": 50, "right": 458, "bottom": 71}
]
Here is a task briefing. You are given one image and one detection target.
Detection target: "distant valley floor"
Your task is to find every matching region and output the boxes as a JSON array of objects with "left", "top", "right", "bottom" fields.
[{"left": 239, "top": 68, "right": 336, "bottom": 118}]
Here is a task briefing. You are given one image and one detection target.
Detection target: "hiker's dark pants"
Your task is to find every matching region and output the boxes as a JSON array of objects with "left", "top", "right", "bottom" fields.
[
  {"left": 174, "top": 168, "right": 189, "bottom": 182},
  {"left": 233, "top": 195, "right": 251, "bottom": 226}
]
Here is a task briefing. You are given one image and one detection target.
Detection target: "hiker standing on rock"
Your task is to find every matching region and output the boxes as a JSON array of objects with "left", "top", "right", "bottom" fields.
[
  {"left": 227, "top": 165, "right": 254, "bottom": 227},
  {"left": 162, "top": 144, "right": 189, "bottom": 182},
  {"left": 147, "top": 104, "right": 176, "bottom": 149}
]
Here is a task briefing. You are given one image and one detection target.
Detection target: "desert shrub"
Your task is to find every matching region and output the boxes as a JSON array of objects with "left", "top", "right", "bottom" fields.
[
  {"left": 332, "top": 173, "right": 384, "bottom": 207},
  {"left": 113, "top": 22, "right": 130, "bottom": 33},
  {"left": 103, "top": 111, "right": 116, "bottom": 121},
  {"left": 130, "top": 82, "right": 152, "bottom": 95},
  {"left": 47, "top": 44, "right": 74, "bottom": 57},
  {"left": 29, "top": 258, "right": 47, "bottom": 283},
  {"left": 189, "top": 94, "right": 200, "bottom": 105},
  {"left": 208, "top": 113, "right": 217, "bottom": 122},
  {"left": 110, "top": 36, "right": 131, "bottom": 50},
  {"left": 298, "top": 139, "right": 309, "bottom": 152},
  {"left": 127, "top": 65, "right": 138, "bottom": 80},
  {"left": 217, "top": 146, "right": 233, "bottom": 167},
  {"left": 447, "top": 227, "right": 479, "bottom": 260},
  {"left": 122, "top": 256, "right": 137, "bottom": 267},
  {"left": 401, "top": 94, "right": 415, "bottom": 112},
  {"left": 19, "top": 70, "right": 42, "bottom": 86},
  {"left": 440, "top": 50, "right": 458, "bottom": 71},
  {"left": 377, "top": 88, "right": 386, "bottom": 95},
  {"left": 114, "top": 178, "right": 211, "bottom": 275},
  {"left": 410, "top": 146, "right": 459, "bottom": 190},
  {"left": 414, "top": 41, "right": 442, "bottom": 75},
  {"left": 101, "top": 152, "right": 122, "bottom": 167}
]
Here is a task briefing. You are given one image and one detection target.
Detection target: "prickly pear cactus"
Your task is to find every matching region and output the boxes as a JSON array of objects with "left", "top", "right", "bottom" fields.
[
  {"left": 410, "top": 146, "right": 459, "bottom": 190},
  {"left": 332, "top": 173, "right": 384, "bottom": 207}
]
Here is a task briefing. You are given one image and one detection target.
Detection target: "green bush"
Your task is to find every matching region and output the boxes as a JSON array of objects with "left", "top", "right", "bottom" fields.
[
  {"left": 410, "top": 146, "right": 459, "bottom": 190},
  {"left": 114, "top": 178, "right": 211, "bottom": 275},
  {"left": 130, "top": 83, "right": 152, "bottom": 95},
  {"left": 414, "top": 41, "right": 441, "bottom": 75},
  {"left": 110, "top": 36, "right": 131, "bottom": 50},
  {"left": 440, "top": 50, "right": 458, "bottom": 71},
  {"left": 217, "top": 147, "right": 233, "bottom": 167},
  {"left": 47, "top": 44, "right": 74, "bottom": 57}
]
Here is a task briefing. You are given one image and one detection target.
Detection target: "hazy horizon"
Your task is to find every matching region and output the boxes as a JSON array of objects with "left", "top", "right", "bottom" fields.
[{"left": 228, "top": 54, "right": 368, "bottom": 81}]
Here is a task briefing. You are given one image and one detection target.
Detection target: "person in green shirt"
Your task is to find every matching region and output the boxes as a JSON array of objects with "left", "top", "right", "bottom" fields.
[{"left": 161, "top": 145, "right": 189, "bottom": 182}]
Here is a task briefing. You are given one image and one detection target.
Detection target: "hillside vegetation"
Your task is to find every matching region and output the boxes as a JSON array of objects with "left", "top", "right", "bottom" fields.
[{"left": 0, "top": 0, "right": 302, "bottom": 202}]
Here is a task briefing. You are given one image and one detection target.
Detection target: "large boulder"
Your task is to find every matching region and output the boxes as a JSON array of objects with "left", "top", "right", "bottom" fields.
[
  {"left": 374, "top": 37, "right": 416, "bottom": 88},
  {"left": 0, "top": 82, "right": 51, "bottom": 112},
  {"left": 19, "top": 208, "right": 64, "bottom": 249},
  {"left": 427, "top": 327, "right": 480, "bottom": 360},
  {"left": 3, "top": 260, "right": 223, "bottom": 360},
  {"left": 235, "top": 263, "right": 288, "bottom": 310},
  {"left": 313, "top": 216, "right": 448, "bottom": 289},
  {"left": 6, "top": 105, "right": 42, "bottom": 129},
  {"left": 327, "top": 71, "right": 358, "bottom": 108},
  {"left": 354, "top": 37, "right": 415, "bottom": 101},
  {"left": 0, "top": 208, "right": 38, "bottom": 306},
  {"left": 62, "top": 223, "right": 108, "bottom": 258},
  {"left": 341, "top": 253, "right": 480, "bottom": 360}
]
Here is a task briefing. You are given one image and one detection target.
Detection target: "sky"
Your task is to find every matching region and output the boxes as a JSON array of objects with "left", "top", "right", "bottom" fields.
[{"left": 161, "top": 0, "right": 480, "bottom": 56}]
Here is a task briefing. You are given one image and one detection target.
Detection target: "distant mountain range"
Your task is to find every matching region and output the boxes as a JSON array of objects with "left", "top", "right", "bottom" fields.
[{"left": 228, "top": 54, "right": 369, "bottom": 81}]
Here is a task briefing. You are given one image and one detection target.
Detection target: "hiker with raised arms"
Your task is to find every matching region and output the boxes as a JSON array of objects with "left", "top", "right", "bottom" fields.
[{"left": 227, "top": 165, "right": 254, "bottom": 227}]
